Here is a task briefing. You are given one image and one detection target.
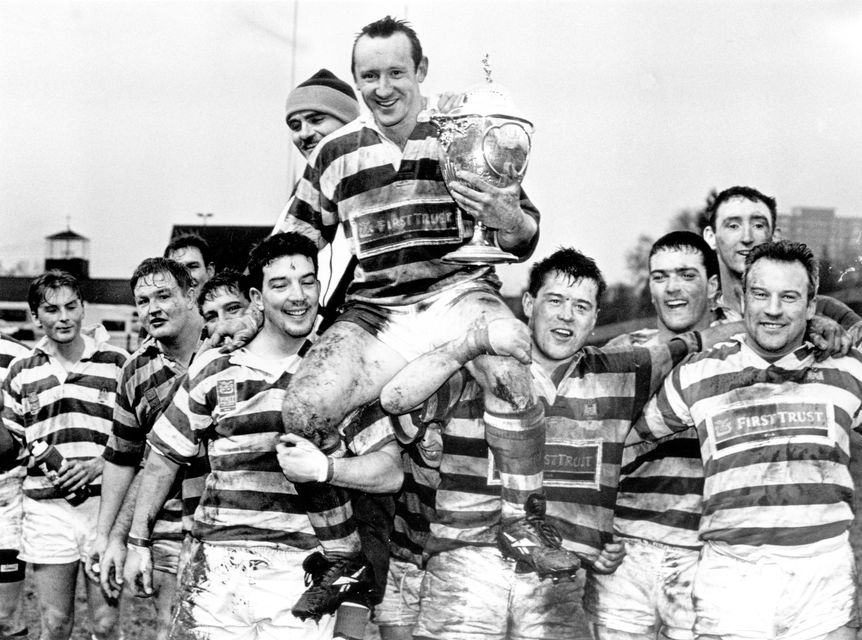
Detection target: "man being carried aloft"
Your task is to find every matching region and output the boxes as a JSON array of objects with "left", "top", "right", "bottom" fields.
[{"left": 215, "top": 15, "right": 563, "bottom": 620}]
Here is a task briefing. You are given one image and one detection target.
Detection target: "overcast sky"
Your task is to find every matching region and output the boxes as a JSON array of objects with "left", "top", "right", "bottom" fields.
[{"left": 2, "top": 0, "right": 861, "bottom": 293}]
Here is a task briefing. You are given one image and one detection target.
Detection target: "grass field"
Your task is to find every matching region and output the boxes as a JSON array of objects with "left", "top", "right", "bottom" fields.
[{"left": 21, "top": 435, "right": 862, "bottom": 639}]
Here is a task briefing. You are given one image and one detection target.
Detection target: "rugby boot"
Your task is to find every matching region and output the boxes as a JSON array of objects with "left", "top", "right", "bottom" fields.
[
  {"left": 498, "top": 493, "right": 581, "bottom": 581},
  {"left": 291, "top": 551, "right": 373, "bottom": 622}
]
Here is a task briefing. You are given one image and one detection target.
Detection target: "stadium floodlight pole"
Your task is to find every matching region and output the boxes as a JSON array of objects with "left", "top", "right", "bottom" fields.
[{"left": 196, "top": 212, "right": 214, "bottom": 227}]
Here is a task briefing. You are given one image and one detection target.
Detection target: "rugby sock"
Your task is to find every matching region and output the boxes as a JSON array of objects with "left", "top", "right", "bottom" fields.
[
  {"left": 294, "top": 444, "right": 361, "bottom": 557},
  {"left": 333, "top": 602, "right": 369, "bottom": 640},
  {"left": 484, "top": 401, "right": 545, "bottom": 523}
]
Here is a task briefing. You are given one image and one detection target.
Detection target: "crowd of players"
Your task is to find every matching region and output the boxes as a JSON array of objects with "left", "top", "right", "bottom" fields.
[{"left": 2, "top": 13, "right": 862, "bottom": 640}]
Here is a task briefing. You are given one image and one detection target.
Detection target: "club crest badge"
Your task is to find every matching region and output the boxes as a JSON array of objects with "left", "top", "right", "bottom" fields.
[
  {"left": 144, "top": 387, "right": 161, "bottom": 410},
  {"left": 217, "top": 379, "right": 237, "bottom": 412},
  {"left": 27, "top": 391, "right": 40, "bottom": 416}
]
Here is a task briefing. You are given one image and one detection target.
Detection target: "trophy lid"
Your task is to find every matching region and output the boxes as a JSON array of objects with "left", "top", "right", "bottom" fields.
[{"left": 447, "top": 82, "right": 532, "bottom": 126}]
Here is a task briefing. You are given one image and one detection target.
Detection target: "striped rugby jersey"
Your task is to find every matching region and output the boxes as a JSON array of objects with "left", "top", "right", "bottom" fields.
[
  {"left": 422, "top": 345, "right": 681, "bottom": 560},
  {"left": 639, "top": 338, "right": 862, "bottom": 547},
  {"left": 424, "top": 373, "right": 498, "bottom": 555},
  {"left": 103, "top": 335, "right": 200, "bottom": 541},
  {"left": 535, "top": 344, "right": 680, "bottom": 559},
  {"left": 0, "top": 335, "right": 30, "bottom": 476},
  {"left": 3, "top": 334, "right": 127, "bottom": 499},
  {"left": 391, "top": 443, "right": 440, "bottom": 566},
  {"left": 0, "top": 335, "right": 29, "bottom": 378},
  {"left": 149, "top": 342, "right": 396, "bottom": 547},
  {"left": 283, "top": 114, "right": 540, "bottom": 305},
  {"left": 607, "top": 329, "right": 703, "bottom": 549},
  {"left": 340, "top": 398, "right": 444, "bottom": 567}
]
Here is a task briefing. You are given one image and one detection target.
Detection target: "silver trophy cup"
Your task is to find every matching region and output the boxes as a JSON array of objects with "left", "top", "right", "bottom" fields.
[{"left": 431, "top": 82, "right": 533, "bottom": 264}]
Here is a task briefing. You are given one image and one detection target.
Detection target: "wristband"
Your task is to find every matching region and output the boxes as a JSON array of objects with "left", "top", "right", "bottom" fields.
[
  {"left": 314, "top": 455, "right": 331, "bottom": 483},
  {"left": 326, "top": 457, "right": 335, "bottom": 483},
  {"left": 464, "top": 323, "right": 499, "bottom": 361},
  {"left": 127, "top": 535, "right": 152, "bottom": 548}
]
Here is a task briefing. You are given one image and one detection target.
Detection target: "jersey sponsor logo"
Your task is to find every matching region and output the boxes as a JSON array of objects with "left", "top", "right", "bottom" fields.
[
  {"left": 487, "top": 438, "right": 602, "bottom": 489},
  {"left": 349, "top": 206, "right": 463, "bottom": 259},
  {"left": 804, "top": 369, "right": 824, "bottom": 383},
  {"left": 706, "top": 400, "right": 832, "bottom": 457},
  {"left": 216, "top": 379, "right": 237, "bottom": 412}
]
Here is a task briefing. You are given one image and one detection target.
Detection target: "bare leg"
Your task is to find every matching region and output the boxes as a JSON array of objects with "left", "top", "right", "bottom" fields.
[
  {"left": 284, "top": 321, "right": 407, "bottom": 625},
  {"left": 590, "top": 624, "right": 658, "bottom": 640},
  {"left": 0, "top": 577, "right": 27, "bottom": 638},
  {"left": 83, "top": 563, "right": 121, "bottom": 640},
  {"left": 283, "top": 321, "right": 407, "bottom": 556},
  {"left": 822, "top": 626, "right": 858, "bottom": 640},
  {"left": 283, "top": 321, "right": 408, "bottom": 451},
  {"left": 32, "top": 563, "right": 78, "bottom": 640},
  {"left": 152, "top": 569, "right": 178, "bottom": 640},
  {"left": 379, "top": 626, "right": 413, "bottom": 640}
]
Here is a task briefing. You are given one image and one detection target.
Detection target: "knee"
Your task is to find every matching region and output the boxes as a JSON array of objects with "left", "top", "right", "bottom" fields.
[
  {"left": 40, "top": 607, "right": 74, "bottom": 640},
  {"left": 0, "top": 592, "right": 21, "bottom": 621},
  {"left": 90, "top": 608, "right": 121, "bottom": 640}
]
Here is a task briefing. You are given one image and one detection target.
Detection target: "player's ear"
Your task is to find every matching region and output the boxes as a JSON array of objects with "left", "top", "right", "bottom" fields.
[
  {"left": 707, "top": 274, "right": 719, "bottom": 301},
  {"left": 522, "top": 291, "right": 534, "bottom": 320},
  {"left": 806, "top": 296, "right": 816, "bottom": 321},
  {"left": 416, "top": 56, "right": 428, "bottom": 83},
  {"left": 703, "top": 226, "right": 717, "bottom": 250},
  {"left": 249, "top": 288, "right": 263, "bottom": 311}
]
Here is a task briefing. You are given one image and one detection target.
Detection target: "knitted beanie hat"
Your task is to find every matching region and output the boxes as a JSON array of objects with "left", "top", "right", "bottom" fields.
[{"left": 285, "top": 69, "right": 359, "bottom": 124}]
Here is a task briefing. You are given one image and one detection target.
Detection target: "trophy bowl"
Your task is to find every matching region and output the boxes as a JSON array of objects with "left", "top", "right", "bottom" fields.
[{"left": 431, "top": 83, "right": 534, "bottom": 265}]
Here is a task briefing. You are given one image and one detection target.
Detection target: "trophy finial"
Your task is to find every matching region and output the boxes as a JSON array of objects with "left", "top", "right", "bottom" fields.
[{"left": 482, "top": 53, "right": 492, "bottom": 84}]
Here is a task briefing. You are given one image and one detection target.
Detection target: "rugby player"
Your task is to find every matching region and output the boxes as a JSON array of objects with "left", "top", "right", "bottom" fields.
[
  {"left": 2, "top": 271, "right": 127, "bottom": 640},
  {"left": 130, "top": 232, "right": 388, "bottom": 640},
  {"left": 268, "top": 15, "right": 559, "bottom": 611},
  {"left": 271, "top": 68, "right": 360, "bottom": 323},
  {"left": 704, "top": 185, "right": 862, "bottom": 335},
  {"left": 278, "top": 397, "right": 449, "bottom": 640},
  {"left": 163, "top": 233, "right": 215, "bottom": 291},
  {"left": 378, "top": 247, "right": 762, "bottom": 640},
  {"left": 197, "top": 269, "right": 250, "bottom": 338},
  {"left": 0, "top": 333, "right": 30, "bottom": 639},
  {"left": 638, "top": 240, "right": 862, "bottom": 640},
  {"left": 585, "top": 231, "right": 719, "bottom": 640},
  {"left": 91, "top": 258, "right": 204, "bottom": 640}
]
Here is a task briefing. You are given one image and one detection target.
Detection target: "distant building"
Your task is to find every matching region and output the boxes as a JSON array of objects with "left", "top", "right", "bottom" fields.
[
  {"left": 45, "top": 227, "right": 91, "bottom": 279},
  {"left": 0, "top": 227, "right": 136, "bottom": 347},
  {"left": 777, "top": 207, "right": 862, "bottom": 263},
  {"left": 168, "top": 224, "right": 270, "bottom": 272}
]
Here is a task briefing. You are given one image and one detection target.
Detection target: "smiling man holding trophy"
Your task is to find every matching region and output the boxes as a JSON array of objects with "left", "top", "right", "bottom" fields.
[{"left": 272, "top": 13, "right": 580, "bottom": 618}]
